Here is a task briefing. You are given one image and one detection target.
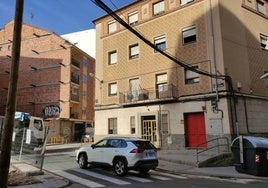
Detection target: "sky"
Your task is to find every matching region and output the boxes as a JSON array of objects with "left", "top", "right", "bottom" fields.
[{"left": 0, "top": 0, "right": 134, "bottom": 35}]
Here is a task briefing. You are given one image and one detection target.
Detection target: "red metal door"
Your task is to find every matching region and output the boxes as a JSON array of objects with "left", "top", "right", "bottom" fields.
[{"left": 185, "top": 112, "right": 207, "bottom": 148}]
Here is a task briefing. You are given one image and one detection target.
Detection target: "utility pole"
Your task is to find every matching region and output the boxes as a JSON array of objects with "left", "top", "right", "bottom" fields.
[{"left": 0, "top": 0, "right": 24, "bottom": 187}]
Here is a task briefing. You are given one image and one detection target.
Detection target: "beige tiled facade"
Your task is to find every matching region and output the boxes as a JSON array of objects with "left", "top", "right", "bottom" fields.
[
  {"left": 94, "top": 0, "right": 268, "bottom": 149},
  {"left": 0, "top": 21, "right": 95, "bottom": 142}
]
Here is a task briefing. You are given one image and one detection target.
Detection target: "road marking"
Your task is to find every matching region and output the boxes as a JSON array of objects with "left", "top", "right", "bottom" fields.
[
  {"left": 73, "top": 168, "right": 131, "bottom": 185},
  {"left": 150, "top": 174, "right": 172, "bottom": 180},
  {"left": 126, "top": 176, "right": 153, "bottom": 183},
  {"left": 151, "top": 170, "right": 187, "bottom": 179},
  {"left": 54, "top": 170, "right": 104, "bottom": 188}
]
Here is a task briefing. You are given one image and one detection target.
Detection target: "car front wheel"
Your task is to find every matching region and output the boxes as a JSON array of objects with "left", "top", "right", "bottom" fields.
[
  {"left": 78, "top": 153, "right": 88, "bottom": 169},
  {"left": 113, "top": 158, "right": 128, "bottom": 176}
]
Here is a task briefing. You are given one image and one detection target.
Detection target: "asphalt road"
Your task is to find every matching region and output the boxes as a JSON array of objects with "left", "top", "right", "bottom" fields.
[{"left": 42, "top": 151, "right": 268, "bottom": 188}]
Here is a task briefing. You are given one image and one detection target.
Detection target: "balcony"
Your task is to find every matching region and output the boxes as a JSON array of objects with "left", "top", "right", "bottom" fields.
[
  {"left": 71, "top": 94, "right": 79, "bottom": 102},
  {"left": 119, "top": 84, "right": 177, "bottom": 104},
  {"left": 71, "top": 73, "right": 80, "bottom": 85},
  {"left": 71, "top": 59, "right": 80, "bottom": 69},
  {"left": 70, "top": 112, "right": 78, "bottom": 119}
]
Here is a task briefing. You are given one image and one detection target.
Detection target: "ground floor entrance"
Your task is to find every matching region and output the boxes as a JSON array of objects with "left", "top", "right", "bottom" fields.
[
  {"left": 185, "top": 112, "right": 207, "bottom": 148},
  {"left": 141, "top": 115, "right": 159, "bottom": 147}
]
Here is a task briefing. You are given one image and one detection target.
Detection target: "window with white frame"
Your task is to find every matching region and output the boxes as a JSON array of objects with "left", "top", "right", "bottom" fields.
[
  {"left": 130, "top": 116, "right": 136, "bottom": 134},
  {"left": 154, "top": 35, "right": 166, "bottom": 51},
  {"left": 257, "top": 0, "right": 265, "bottom": 14},
  {"left": 129, "top": 44, "right": 139, "bottom": 59},
  {"left": 153, "top": 1, "right": 165, "bottom": 15},
  {"left": 180, "top": 0, "right": 194, "bottom": 6},
  {"left": 108, "top": 20, "right": 116, "bottom": 34},
  {"left": 128, "top": 11, "right": 138, "bottom": 25},
  {"left": 108, "top": 118, "right": 117, "bottom": 134},
  {"left": 108, "top": 50, "right": 117, "bottom": 65},
  {"left": 260, "top": 34, "right": 268, "bottom": 49},
  {"left": 182, "top": 25, "right": 197, "bottom": 44},
  {"left": 108, "top": 82, "right": 117, "bottom": 96},
  {"left": 185, "top": 66, "right": 200, "bottom": 84},
  {"left": 161, "top": 113, "right": 169, "bottom": 134}
]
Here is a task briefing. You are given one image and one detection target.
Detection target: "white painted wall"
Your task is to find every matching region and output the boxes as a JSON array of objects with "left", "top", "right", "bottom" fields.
[{"left": 61, "top": 29, "right": 96, "bottom": 58}]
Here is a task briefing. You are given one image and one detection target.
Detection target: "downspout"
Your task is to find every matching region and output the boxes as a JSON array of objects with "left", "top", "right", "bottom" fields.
[{"left": 209, "top": 0, "right": 219, "bottom": 102}]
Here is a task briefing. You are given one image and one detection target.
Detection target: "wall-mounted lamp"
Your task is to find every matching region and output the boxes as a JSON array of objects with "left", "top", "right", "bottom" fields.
[
  {"left": 89, "top": 73, "right": 103, "bottom": 83},
  {"left": 237, "top": 82, "right": 242, "bottom": 91}
]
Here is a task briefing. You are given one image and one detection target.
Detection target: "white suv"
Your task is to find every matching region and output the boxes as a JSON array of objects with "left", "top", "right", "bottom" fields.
[{"left": 76, "top": 137, "right": 158, "bottom": 176}]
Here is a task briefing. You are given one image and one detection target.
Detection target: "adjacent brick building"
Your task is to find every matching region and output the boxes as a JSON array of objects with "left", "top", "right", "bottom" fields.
[
  {"left": 93, "top": 0, "right": 268, "bottom": 149},
  {"left": 0, "top": 20, "right": 95, "bottom": 142}
]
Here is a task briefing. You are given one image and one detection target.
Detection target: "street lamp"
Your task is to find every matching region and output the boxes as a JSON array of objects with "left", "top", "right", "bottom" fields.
[{"left": 89, "top": 73, "right": 103, "bottom": 83}]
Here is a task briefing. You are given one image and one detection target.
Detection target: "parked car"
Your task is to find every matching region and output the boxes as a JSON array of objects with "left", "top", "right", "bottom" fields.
[
  {"left": 81, "top": 132, "right": 94, "bottom": 143},
  {"left": 76, "top": 137, "right": 158, "bottom": 176}
]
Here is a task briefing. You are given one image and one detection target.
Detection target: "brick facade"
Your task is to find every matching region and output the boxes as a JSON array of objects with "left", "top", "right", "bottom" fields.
[
  {"left": 93, "top": 0, "right": 268, "bottom": 149},
  {"left": 0, "top": 21, "right": 95, "bottom": 142}
]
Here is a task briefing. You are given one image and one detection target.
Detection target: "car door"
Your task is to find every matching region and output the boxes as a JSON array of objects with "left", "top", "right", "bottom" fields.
[
  {"left": 88, "top": 139, "right": 108, "bottom": 163},
  {"left": 102, "top": 139, "right": 124, "bottom": 165}
]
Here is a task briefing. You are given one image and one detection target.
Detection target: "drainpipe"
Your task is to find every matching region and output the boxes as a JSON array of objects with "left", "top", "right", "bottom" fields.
[{"left": 209, "top": 0, "right": 219, "bottom": 102}]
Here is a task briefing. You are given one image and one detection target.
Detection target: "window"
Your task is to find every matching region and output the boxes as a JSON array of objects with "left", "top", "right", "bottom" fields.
[
  {"left": 108, "top": 51, "right": 117, "bottom": 65},
  {"left": 82, "top": 59, "right": 88, "bottom": 67},
  {"left": 128, "top": 11, "right": 138, "bottom": 25},
  {"left": 182, "top": 25, "right": 197, "bottom": 44},
  {"left": 161, "top": 114, "right": 169, "bottom": 134},
  {"left": 33, "top": 120, "right": 43, "bottom": 131},
  {"left": 130, "top": 116, "right": 136, "bottom": 134},
  {"left": 129, "top": 44, "right": 139, "bottom": 59},
  {"left": 180, "top": 0, "right": 194, "bottom": 6},
  {"left": 260, "top": 34, "right": 268, "bottom": 49},
  {"left": 154, "top": 35, "right": 166, "bottom": 51},
  {"left": 129, "top": 78, "right": 140, "bottom": 101},
  {"left": 109, "top": 82, "right": 117, "bottom": 96},
  {"left": 82, "top": 75, "right": 87, "bottom": 83},
  {"left": 185, "top": 66, "right": 200, "bottom": 84},
  {"left": 153, "top": 1, "right": 165, "bottom": 15},
  {"left": 71, "top": 86, "right": 79, "bottom": 95},
  {"left": 257, "top": 0, "right": 265, "bottom": 14},
  {"left": 108, "top": 20, "right": 116, "bottom": 34},
  {"left": 156, "top": 73, "right": 168, "bottom": 98},
  {"left": 108, "top": 118, "right": 117, "bottom": 134}
]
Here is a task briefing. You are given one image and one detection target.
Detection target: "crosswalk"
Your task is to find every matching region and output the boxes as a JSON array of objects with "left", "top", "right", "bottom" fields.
[{"left": 52, "top": 168, "right": 187, "bottom": 187}]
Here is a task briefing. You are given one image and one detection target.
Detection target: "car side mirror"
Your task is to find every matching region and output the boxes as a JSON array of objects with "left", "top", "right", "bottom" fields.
[{"left": 91, "top": 144, "right": 95, "bottom": 149}]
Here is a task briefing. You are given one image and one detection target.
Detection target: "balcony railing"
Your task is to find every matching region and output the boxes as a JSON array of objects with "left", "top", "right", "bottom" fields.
[
  {"left": 71, "top": 74, "right": 80, "bottom": 85},
  {"left": 70, "top": 113, "right": 78, "bottom": 119},
  {"left": 119, "top": 84, "right": 177, "bottom": 104},
  {"left": 71, "top": 94, "right": 79, "bottom": 102}
]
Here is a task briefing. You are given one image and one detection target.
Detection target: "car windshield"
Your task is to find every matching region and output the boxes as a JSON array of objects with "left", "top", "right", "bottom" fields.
[{"left": 132, "top": 140, "right": 156, "bottom": 150}]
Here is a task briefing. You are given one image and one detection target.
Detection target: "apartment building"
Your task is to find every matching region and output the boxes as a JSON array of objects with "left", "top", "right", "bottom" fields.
[
  {"left": 93, "top": 0, "right": 268, "bottom": 149},
  {"left": 0, "top": 20, "right": 95, "bottom": 142}
]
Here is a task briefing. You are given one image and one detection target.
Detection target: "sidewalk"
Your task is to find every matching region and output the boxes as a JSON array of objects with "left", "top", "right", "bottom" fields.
[{"left": 10, "top": 143, "right": 267, "bottom": 188}]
